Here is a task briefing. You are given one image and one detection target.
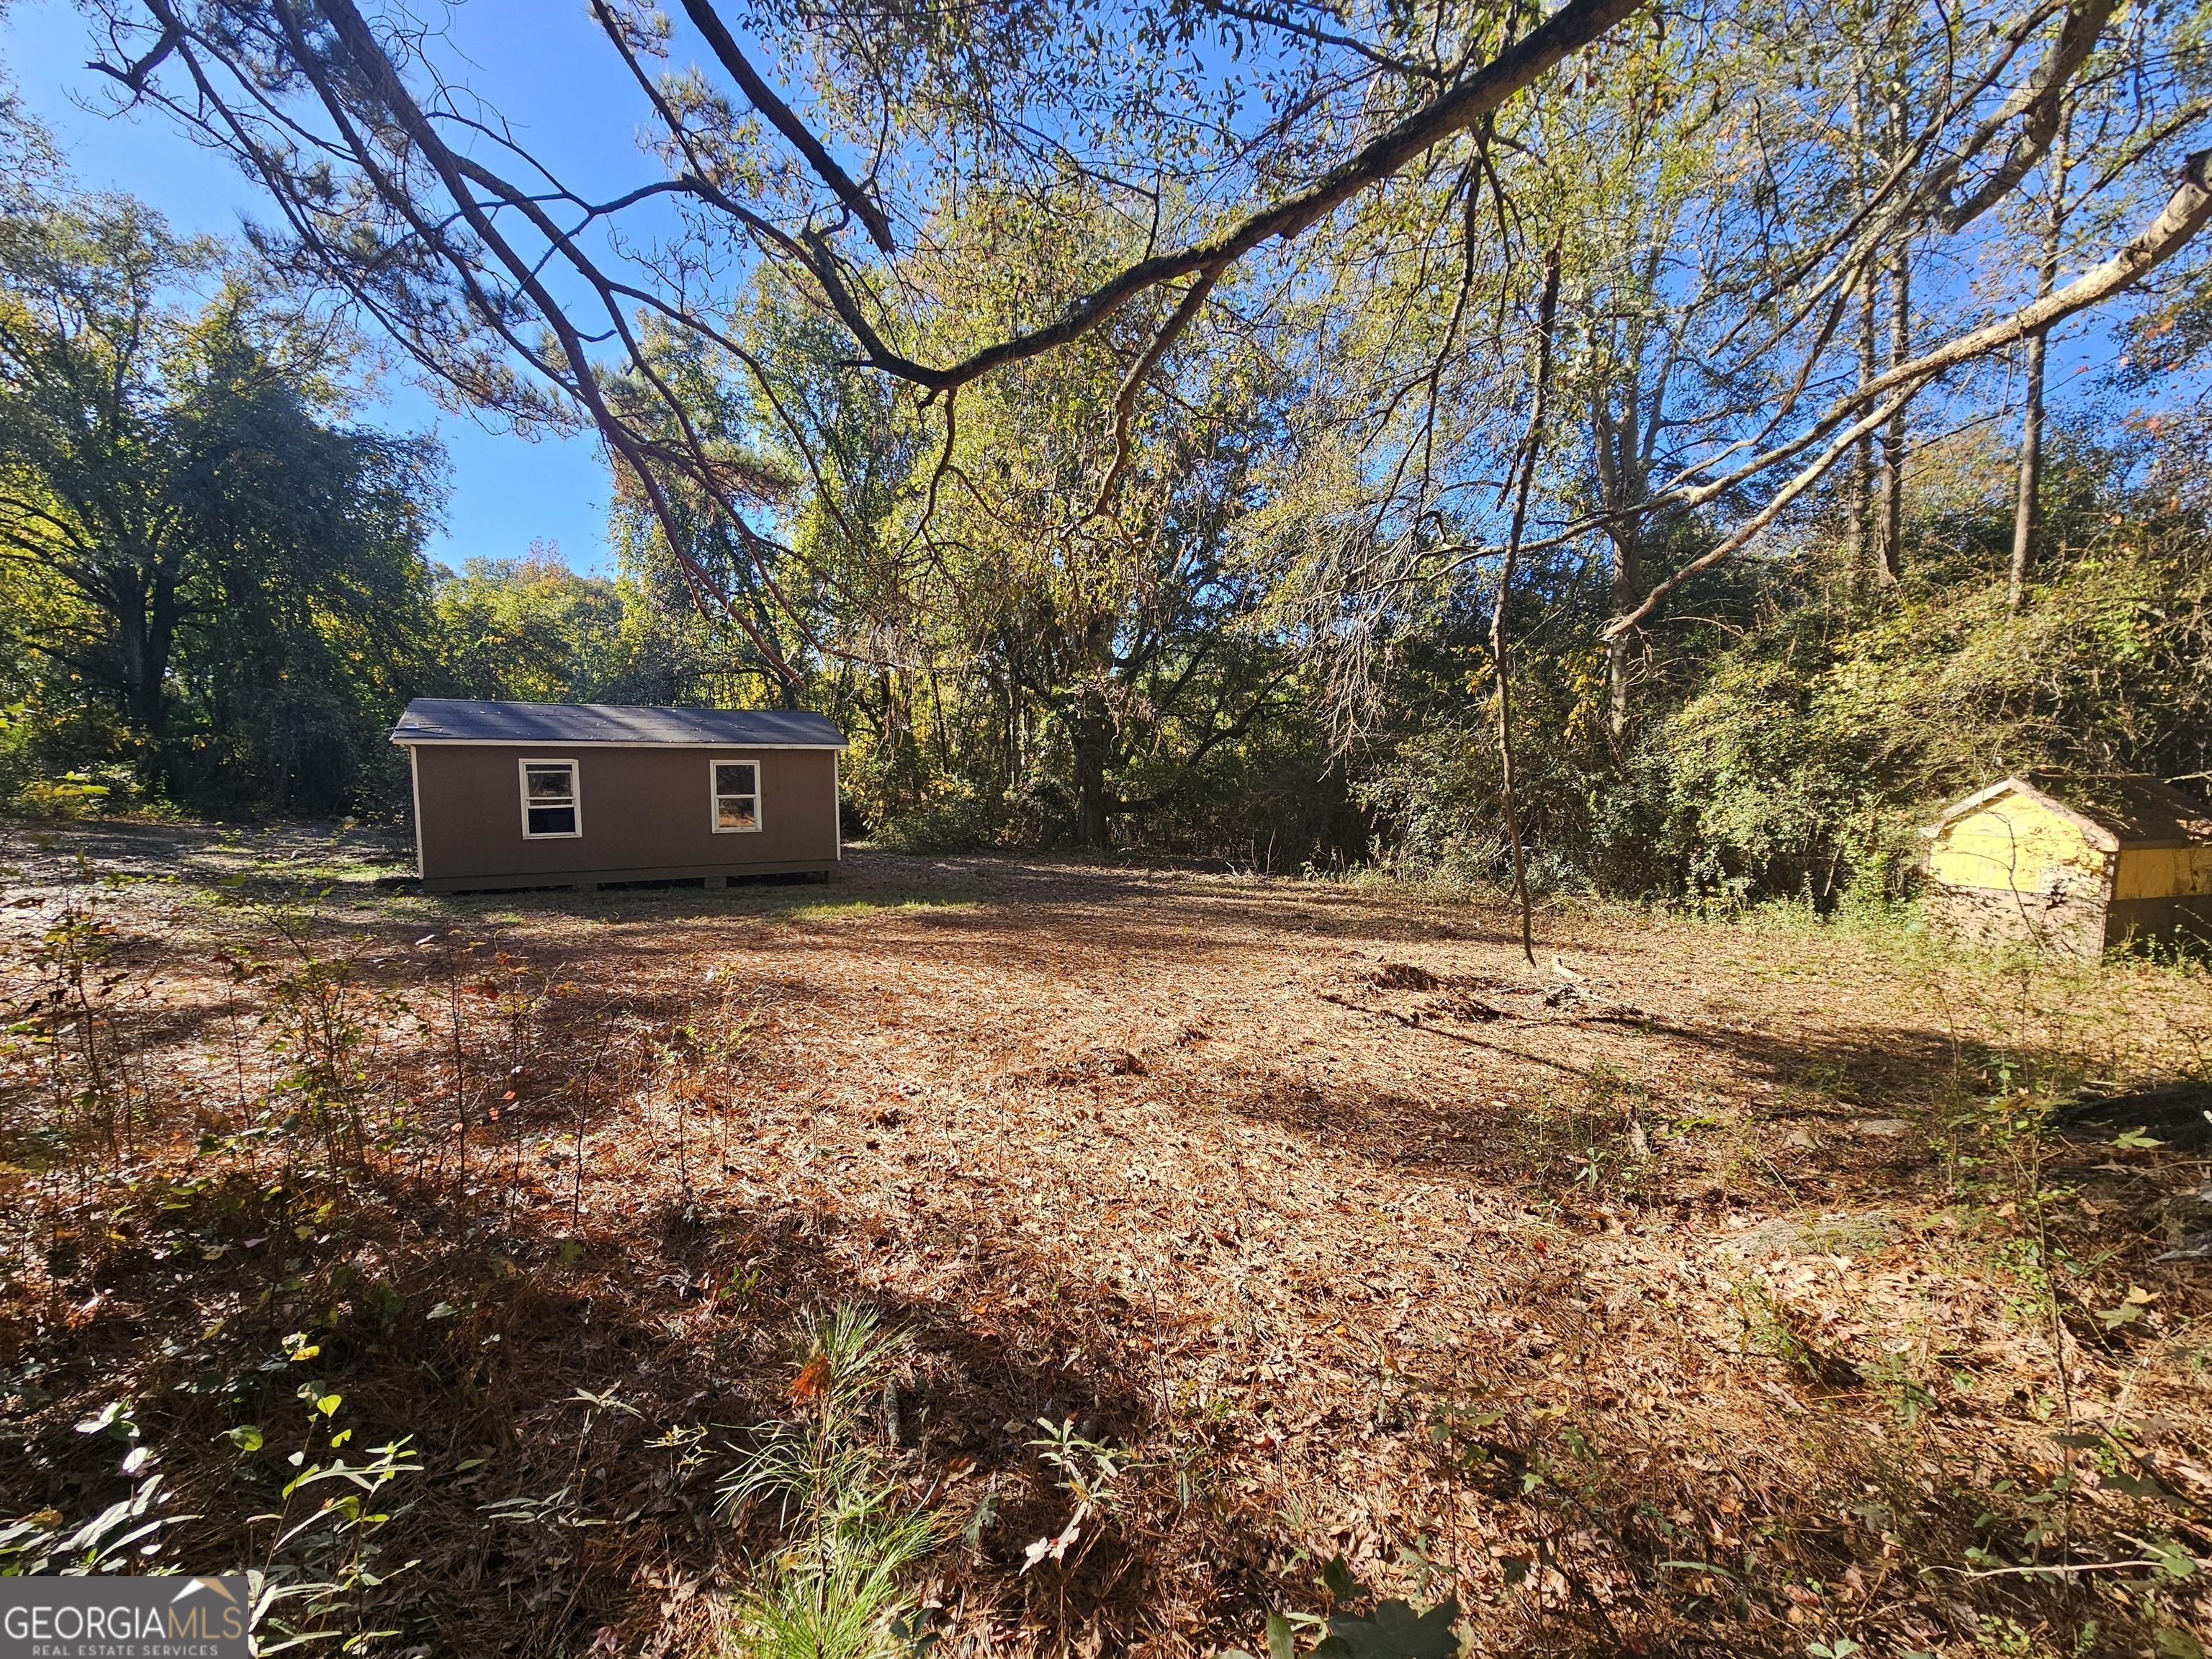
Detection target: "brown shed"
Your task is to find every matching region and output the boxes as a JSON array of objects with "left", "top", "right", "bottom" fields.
[
  {"left": 1920, "top": 772, "right": 2212, "bottom": 957},
  {"left": 392, "top": 698, "right": 845, "bottom": 893}
]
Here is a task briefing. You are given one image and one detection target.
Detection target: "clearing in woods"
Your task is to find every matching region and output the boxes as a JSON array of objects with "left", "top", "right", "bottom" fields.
[{"left": 2, "top": 820, "right": 2208, "bottom": 1656}]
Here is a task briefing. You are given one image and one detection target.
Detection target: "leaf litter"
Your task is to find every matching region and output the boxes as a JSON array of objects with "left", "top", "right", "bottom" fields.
[{"left": 1, "top": 824, "right": 2208, "bottom": 1655}]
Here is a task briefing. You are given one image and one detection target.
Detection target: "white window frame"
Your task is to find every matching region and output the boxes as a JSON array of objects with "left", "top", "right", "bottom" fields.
[
  {"left": 518, "top": 757, "right": 583, "bottom": 839},
  {"left": 709, "top": 757, "right": 763, "bottom": 834}
]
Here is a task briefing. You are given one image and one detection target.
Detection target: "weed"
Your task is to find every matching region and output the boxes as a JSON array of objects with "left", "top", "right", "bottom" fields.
[
  {"left": 243, "top": 1388, "right": 421, "bottom": 1652},
  {"left": 713, "top": 1305, "right": 940, "bottom": 1659},
  {"left": 1018, "top": 1416, "right": 1148, "bottom": 1574},
  {"left": 0, "top": 1396, "right": 192, "bottom": 1576},
  {"left": 17, "top": 882, "right": 156, "bottom": 1168},
  {"left": 1, "top": 1379, "right": 411, "bottom": 1651},
  {"left": 1223, "top": 1554, "right": 1461, "bottom": 1659},
  {"left": 1514, "top": 1063, "right": 1656, "bottom": 1199},
  {"left": 0, "top": 1473, "right": 189, "bottom": 1575}
]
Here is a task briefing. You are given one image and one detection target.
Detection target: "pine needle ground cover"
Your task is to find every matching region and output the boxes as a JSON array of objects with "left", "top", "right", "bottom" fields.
[{"left": 1, "top": 820, "right": 2207, "bottom": 1657}]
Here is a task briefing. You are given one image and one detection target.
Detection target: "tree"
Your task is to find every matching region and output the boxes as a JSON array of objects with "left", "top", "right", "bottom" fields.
[
  {"left": 0, "top": 198, "right": 216, "bottom": 747},
  {"left": 0, "top": 191, "right": 444, "bottom": 807},
  {"left": 432, "top": 547, "right": 632, "bottom": 706},
  {"left": 1244, "top": 0, "right": 2208, "bottom": 714},
  {"left": 78, "top": 0, "right": 1640, "bottom": 667},
  {"left": 896, "top": 204, "right": 1300, "bottom": 851},
  {"left": 675, "top": 213, "right": 1308, "bottom": 852},
  {"left": 78, "top": 0, "right": 2207, "bottom": 675},
  {"left": 35, "top": 0, "right": 2211, "bottom": 885},
  {"left": 2009, "top": 107, "right": 2073, "bottom": 613}
]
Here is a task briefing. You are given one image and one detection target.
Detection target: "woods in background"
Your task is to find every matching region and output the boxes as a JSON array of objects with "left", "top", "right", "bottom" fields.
[
  {"left": 3, "top": 0, "right": 2210, "bottom": 907},
  {"left": 0, "top": 188, "right": 441, "bottom": 814}
]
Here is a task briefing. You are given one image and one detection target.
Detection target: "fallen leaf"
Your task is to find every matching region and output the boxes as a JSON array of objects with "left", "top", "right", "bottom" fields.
[{"left": 790, "top": 1353, "right": 830, "bottom": 1403}]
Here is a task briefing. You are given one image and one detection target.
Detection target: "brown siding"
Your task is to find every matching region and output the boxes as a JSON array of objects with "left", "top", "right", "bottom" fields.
[{"left": 410, "top": 744, "right": 838, "bottom": 889}]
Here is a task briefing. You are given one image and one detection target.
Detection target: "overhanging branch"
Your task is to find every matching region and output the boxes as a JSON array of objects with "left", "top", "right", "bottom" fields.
[{"left": 1606, "top": 142, "right": 2212, "bottom": 637}]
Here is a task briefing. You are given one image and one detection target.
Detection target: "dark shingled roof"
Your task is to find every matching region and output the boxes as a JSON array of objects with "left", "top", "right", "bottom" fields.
[{"left": 390, "top": 698, "right": 845, "bottom": 748}]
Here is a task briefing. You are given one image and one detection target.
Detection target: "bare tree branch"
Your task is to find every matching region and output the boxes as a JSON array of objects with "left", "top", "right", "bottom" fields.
[
  {"left": 1084, "top": 266, "right": 1222, "bottom": 519},
  {"left": 1606, "top": 143, "right": 2212, "bottom": 637},
  {"left": 676, "top": 0, "right": 896, "bottom": 253},
  {"left": 792, "top": 0, "right": 1645, "bottom": 392},
  {"left": 1943, "top": 0, "right": 2117, "bottom": 230}
]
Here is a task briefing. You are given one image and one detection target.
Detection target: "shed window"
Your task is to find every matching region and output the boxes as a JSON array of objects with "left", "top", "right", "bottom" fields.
[
  {"left": 520, "top": 760, "right": 580, "bottom": 838},
  {"left": 711, "top": 760, "right": 760, "bottom": 832}
]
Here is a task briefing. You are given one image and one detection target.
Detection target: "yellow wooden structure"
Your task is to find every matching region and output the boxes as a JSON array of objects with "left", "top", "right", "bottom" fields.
[{"left": 1922, "top": 773, "right": 2212, "bottom": 956}]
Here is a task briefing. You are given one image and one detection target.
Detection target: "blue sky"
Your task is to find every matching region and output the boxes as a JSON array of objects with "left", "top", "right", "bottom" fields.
[
  {"left": 6, "top": 0, "right": 2197, "bottom": 581},
  {"left": 3, "top": 0, "right": 652, "bottom": 575}
]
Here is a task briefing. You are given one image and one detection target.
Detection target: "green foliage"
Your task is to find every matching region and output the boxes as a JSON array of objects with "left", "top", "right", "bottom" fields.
[
  {"left": 591, "top": 229, "right": 1359, "bottom": 863},
  {"left": 0, "top": 1380, "right": 416, "bottom": 1654},
  {"left": 1226, "top": 1556, "right": 1462, "bottom": 1659},
  {"left": 1362, "top": 423, "right": 2212, "bottom": 904},
  {"left": 431, "top": 548, "right": 636, "bottom": 705},
  {"left": 713, "top": 1305, "right": 940, "bottom": 1659},
  {"left": 0, "top": 176, "right": 720, "bottom": 823},
  {"left": 0, "top": 1470, "right": 192, "bottom": 1576},
  {"left": 4, "top": 0, "right": 2206, "bottom": 896},
  {"left": 0, "top": 186, "right": 444, "bottom": 815},
  {"left": 245, "top": 1388, "right": 421, "bottom": 1654},
  {"left": 1309, "top": 1599, "right": 1462, "bottom": 1659}
]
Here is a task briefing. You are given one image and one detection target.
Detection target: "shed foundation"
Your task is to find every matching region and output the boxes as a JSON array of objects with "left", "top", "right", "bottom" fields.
[{"left": 423, "top": 859, "right": 837, "bottom": 895}]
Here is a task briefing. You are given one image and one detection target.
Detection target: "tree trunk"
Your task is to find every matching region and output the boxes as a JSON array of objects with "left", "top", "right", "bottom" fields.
[
  {"left": 1071, "top": 695, "right": 1112, "bottom": 853},
  {"left": 1876, "top": 248, "right": 1910, "bottom": 585},
  {"left": 1495, "top": 246, "right": 1563, "bottom": 968},
  {"left": 2010, "top": 114, "right": 2069, "bottom": 614},
  {"left": 1851, "top": 267, "right": 1878, "bottom": 580},
  {"left": 2008, "top": 329, "right": 2048, "bottom": 613},
  {"left": 1593, "top": 395, "right": 1642, "bottom": 747},
  {"left": 119, "top": 631, "right": 168, "bottom": 739},
  {"left": 1848, "top": 72, "right": 1876, "bottom": 584},
  {"left": 876, "top": 669, "right": 920, "bottom": 814},
  {"left": 1604, "top": 529, "right": 1639, "bottom": 745},
  {"left": 1873, "top": 11, "right": 1912, "bottom": 588},
  {"left": 113, "top": 557, "right": 181, "bottom": 746}
]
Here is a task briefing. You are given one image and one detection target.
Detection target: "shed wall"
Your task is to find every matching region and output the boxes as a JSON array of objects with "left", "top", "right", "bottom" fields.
[
  {"left": 2114, "top": 845, "right": 2212, "bottom": 901},
  {"left": 1923, "top": 881, "right": 2110, "bottom": 959},
  {"left": 1925, "top": 793, "right": 2110, "bottom": 896},
  {"left": 410, "top": 744, "right": 839, "bottom": 890},
  {"left": 2106, "top": 895, "right": 2212, "bottom": 947}
]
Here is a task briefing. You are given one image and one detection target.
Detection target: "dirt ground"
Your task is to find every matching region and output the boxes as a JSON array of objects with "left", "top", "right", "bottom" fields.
[{"left": 2, "top": 819, "right": 2209, "bottom": 1658}]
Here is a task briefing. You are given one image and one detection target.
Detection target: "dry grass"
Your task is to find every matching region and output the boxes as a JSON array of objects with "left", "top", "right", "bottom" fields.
[{"left": 2, "top": 817, "right": 2209, "bottom": 1658}]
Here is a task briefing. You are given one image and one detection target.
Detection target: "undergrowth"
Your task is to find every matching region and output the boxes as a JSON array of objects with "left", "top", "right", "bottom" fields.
[
  {"left": 714, "top": 1306, "right": 939, "bottom": 1659},
  {"left": 1, "top": 835, "right": 2208, "bottom": 1656}
]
